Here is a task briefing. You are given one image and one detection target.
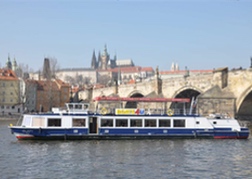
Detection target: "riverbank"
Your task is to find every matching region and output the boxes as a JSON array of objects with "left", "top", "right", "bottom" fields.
[{"left": 0, "top": 116, "right": 20, "bottom": 121}]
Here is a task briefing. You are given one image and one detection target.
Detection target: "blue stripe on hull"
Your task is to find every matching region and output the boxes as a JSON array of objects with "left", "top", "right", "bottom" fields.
[
  {"left": 99, "top": 128, "right": 223, "bottom": 139},
  {"left": 11, "top": 127, "right": 89, "bottom": 137},
  {"left": 10, "top": 127, "right": 249, "bottom": 140}
]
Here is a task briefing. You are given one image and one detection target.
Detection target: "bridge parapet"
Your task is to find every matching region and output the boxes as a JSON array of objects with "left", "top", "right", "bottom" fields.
[{"left": 77, "top": 68, "right": 252, "bottom": 119}]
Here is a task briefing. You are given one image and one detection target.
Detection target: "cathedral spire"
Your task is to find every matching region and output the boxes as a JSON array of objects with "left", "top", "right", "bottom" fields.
[
  {"left": 103, "top": 44, "right": 108, "bottom": 56},
  {"left": 91, "top": 50, "right": 97, "bottom": 69}
]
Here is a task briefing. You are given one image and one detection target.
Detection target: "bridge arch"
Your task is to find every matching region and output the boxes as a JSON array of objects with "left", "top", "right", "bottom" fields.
[
  {"left": 125, "top": 91, "right": 144, "bottom": 108},
  {"left": 173, "top": 86, "right": 203, "bottom": 98},
  {"left": 170, "top": 86, "right": 202, "bottom": 113},
  {"left": 236, "top": 85, "right": 252, "bottom": 119},
  {"left": 127, "top": 90, "right": 145, "bottom": 98}
]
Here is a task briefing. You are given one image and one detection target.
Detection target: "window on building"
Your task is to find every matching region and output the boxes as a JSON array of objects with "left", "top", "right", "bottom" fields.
[
  {"left": 48, "top": 118, "right": 61, "bottom": 127},
  {"left": 159, "top": 119, "right": 171, "bottom": 127},
  {"left": 173, "top": 119, "right": 185, "bottom": 127}
]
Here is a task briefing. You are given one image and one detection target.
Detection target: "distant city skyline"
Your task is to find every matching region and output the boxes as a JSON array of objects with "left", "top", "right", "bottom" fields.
[{"left": 1, "top": 0, "right": 252, "bottom": 71}]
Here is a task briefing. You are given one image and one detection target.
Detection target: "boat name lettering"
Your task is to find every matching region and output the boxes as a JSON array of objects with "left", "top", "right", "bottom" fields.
[
  {"left": 115, "top": 108, "right": 145, "bottom": 115},
  {"left": 22, "top": 130, "right": 33, "bottom": 134}
]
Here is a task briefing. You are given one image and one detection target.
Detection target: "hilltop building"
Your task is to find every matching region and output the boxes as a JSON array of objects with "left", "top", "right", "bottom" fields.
[
  {"left": 29, "top": 45, "right": 154, "bottom": 87},
  {"left": 91, "top": 45, "right": 134, "bottom": 70}
]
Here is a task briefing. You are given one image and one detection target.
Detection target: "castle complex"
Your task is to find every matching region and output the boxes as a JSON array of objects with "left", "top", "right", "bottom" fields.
[
  {"left": 31, "top": 45, "right": 155, "bottom": 86},
  {"left": 91, "top": 45, "right": 134, "bottom": 70}
]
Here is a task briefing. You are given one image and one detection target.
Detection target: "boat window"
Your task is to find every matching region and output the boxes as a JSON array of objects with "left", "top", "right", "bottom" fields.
[
  {"left": 196, "top": 121, "right": 200, "bottom": 124},
  {"left": 75, "top": 104, "right": 82, "bottom": 109},
  {"left": 145, "top": 119, "right": 156, "bottom": 127},
  {"left": 48, "top": 118, "right": 61, "bottom": 127},
  {"left": 101, "top": 119, "right": 113, "bottom": 127},
  {"left": 32, "top": 117, "right": 45, "bottom": 127},
  {"left": 130, "top": 119, "right": 142, "bottom": 127},
  {"left": 22, "top": 116, "right": 32, "bottom": 127},
  {"left": 116, "top": 119, "right": 128, "bottom": 127},
  {"left": 72, "top": 118, "right": 86, "bottom": 127},
  {"left": 159, "top": 119, "right": 171, "bottom": 127},
  {"left": 84, "top": 104, "right": 89, "bottom": 109},
  {"left": 173, "top": 119, "right": 185, "bottom": 127},
  {"left": 68, "top": 104, "right": 73, "bottom": 109}
]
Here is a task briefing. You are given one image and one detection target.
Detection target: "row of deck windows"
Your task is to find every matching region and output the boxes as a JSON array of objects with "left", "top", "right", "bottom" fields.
[
  {"left": 56, "top": 118, "right": 184, "bottom": 127},
  {"left": 101, "top": 119, "right": 185, "bottom": 127},
  {"left": 33, "top": 118, "right": 185, "bottom": 128}
]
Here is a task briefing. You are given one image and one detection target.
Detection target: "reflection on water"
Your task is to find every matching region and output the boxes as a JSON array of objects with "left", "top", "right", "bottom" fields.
[{"left": 1, "top": 120, "right": 252, "bottom": 179}]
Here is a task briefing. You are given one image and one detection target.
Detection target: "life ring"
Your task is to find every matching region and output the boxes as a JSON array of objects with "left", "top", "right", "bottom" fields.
[
  {"left": 167, "top": 109, "right": 174, "bottom": 116},
  {"left": 100, "top": 107, "right": 108, "bottom": 115}
]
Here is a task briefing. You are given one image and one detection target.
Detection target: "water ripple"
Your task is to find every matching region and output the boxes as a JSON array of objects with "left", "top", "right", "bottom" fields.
[{"left": 1, "top": 122, "right": 252, "bottom": 179}]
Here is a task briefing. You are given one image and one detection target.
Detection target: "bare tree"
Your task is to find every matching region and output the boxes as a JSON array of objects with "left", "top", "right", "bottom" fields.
[
  {"left": 98, "top": 75, "right": 111, "bottom": 86},
  {"left": 49, "top": 57, "right": 60, "bottom": 79},
  {"left": 64, "top": 75, "right": 74, "bottom": 85},
  {"left": 16, "top": 63, "right": 33, "bottom": 78}
]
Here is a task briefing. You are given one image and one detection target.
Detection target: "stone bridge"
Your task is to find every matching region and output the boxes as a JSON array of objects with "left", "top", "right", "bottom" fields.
[{"left": 79, "top": 67, "right": 252, "bottom": 119}]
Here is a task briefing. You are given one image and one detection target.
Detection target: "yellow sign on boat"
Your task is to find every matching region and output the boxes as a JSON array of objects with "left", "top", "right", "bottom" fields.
[{"left": 116, "top": 108, "right": 136, "bottom": 115}]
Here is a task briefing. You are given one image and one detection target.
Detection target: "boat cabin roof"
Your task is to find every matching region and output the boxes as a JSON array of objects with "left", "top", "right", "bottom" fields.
[{"left": 52, "top": 103, "right": 90, "bottom": 114}]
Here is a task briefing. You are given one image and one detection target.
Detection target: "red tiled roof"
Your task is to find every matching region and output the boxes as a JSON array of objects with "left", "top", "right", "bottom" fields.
[
  {"left": 109, "top": 66, "right": 154, "bottom": 73},
  {"left": 128, "top": 79, "right": 135, "bottom": 84},
  {"left": 55, "top": 79, "right": 70, "bottom": 87},
  {"left": 0, "top": 68, "right": 18, "bottom": 80},
  {"left": 141, "top": 67, "right": 154, "bottom": 72},
  {"left": 36, "top": 80, "right": 60, "bottom": 91}
]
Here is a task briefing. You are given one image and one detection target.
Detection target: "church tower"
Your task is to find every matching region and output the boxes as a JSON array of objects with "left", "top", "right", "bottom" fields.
[
  {"left": 100, "top": 44, "right": 109, "bottom": 70},
  {"left": 12, "top": 58, "right": 17, "bottom": 71},
  {"left": 6, "top": 54, "right": 12, "bottom": 69}
]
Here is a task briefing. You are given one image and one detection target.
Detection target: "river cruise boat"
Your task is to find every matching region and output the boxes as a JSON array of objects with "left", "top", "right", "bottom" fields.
[{"left": 9, "top": 97, "right": 249, "bottom": 140}]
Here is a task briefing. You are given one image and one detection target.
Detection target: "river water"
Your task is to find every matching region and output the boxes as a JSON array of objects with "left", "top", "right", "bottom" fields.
[{"left": 1, "top": 119, "right": 252, "bottom": 179}]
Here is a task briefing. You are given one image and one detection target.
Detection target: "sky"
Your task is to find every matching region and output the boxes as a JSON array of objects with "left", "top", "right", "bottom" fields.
[{"left": 0, "top": 0, "right": 252, "bottom": 72}]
